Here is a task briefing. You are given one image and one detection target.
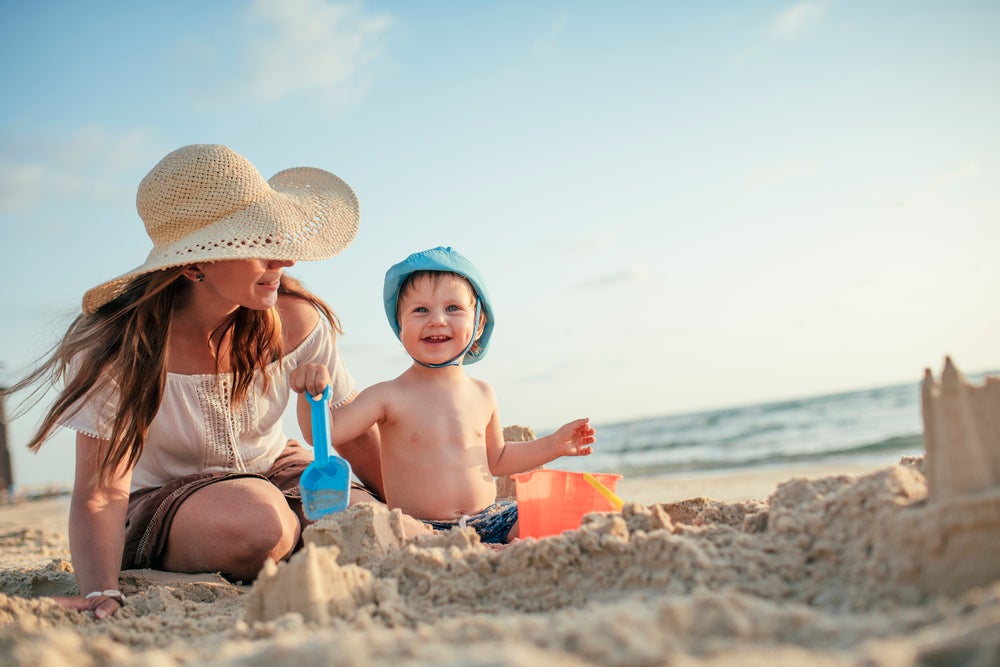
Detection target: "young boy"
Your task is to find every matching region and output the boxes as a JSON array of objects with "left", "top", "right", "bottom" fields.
[{"left": 291, "top": 246, "right": 595, "bottom": 543}]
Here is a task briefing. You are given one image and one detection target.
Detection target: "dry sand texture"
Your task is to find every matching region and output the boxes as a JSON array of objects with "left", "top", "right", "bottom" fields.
[{"left": 1, "top": 359, "right": 998, "bottom": 666}]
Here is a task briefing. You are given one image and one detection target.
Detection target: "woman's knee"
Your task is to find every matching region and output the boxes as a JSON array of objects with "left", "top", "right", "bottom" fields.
[
  {"left": 206, "top": 502, "right": 300, "bottom": 581},
  {"left": 165, "top": 479, "right": 301, "bottom": 579},
  {"left": 230, "top": 501, "right": 300, "bottom": 560}
]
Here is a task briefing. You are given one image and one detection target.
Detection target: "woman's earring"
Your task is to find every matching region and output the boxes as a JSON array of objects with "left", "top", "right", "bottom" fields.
[{"left": 196, "top": 272, "right": 205, "bottom": 282}]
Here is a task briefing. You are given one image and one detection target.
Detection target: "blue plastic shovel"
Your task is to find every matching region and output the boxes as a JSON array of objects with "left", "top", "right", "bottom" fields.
[{"left": 301, "top": 385, "right": 352, "bottom": 520}]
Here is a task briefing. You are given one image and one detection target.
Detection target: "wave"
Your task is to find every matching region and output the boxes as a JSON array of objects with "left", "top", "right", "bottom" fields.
[{"left": 604, "top": 433, "right": 924, "bottom": 478}]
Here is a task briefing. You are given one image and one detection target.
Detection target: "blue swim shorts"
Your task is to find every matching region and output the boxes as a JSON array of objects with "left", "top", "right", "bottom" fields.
[{"left": 422, "top": 499, "right": 518, "bottom": 544}]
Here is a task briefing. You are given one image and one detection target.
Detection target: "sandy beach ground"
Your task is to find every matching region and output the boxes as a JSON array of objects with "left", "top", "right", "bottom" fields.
[
  {"left": 1, "top": 453, "right": 998, "bottom": 667},
  {"left": 617, "top": 462, "right": 883, "bottom": 505}
]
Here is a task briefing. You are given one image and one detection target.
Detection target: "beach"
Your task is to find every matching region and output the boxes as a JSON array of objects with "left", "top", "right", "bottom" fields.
[
  {"left": 1, "top": 363, "right": 998, "bottom": 666},
  {"left": 617, "top": 461, "right": 883, "bottom": 505}
]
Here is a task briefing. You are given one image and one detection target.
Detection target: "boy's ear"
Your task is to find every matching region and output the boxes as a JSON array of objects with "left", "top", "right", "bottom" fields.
[{"left": 475, "top": 313, "right": 487, "bottom": 339}]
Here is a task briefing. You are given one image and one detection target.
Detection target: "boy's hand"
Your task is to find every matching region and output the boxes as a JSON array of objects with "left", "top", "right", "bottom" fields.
[
  {"left": 290, "top": 363, "right": 332, "bottom": 399},
  {"left": 554, "top": 418, "right": 596, "bottom": 457}
]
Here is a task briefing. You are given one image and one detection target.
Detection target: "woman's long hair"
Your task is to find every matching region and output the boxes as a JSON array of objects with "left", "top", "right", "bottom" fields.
[{"left": 3, "top": 268, "right": 341, "bottom": 485}]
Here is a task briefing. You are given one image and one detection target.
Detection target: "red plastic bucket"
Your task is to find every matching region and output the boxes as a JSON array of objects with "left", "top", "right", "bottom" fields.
[{"left": 512, "top": 469, "right": 623, "bottom": 539}]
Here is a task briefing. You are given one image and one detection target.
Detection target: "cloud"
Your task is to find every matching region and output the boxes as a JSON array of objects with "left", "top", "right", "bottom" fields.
[
  {"left": 895, "top": 161, "right": 980, "bottom": 209},
  {"left": 530, "top": 11, "right": 567, "bottom": 57},
  {"left": 241, "top": 0, "right": 393, "bottom": 109},
  {"left": 744, "top": 159, "right": 820, "bottom": 193},
  {"left": 769, "top": 1, "right": 830, "bottom": 38},
  {"left": 573, "top": 265, "right": 648, "bottom": 290},
  {"left": 0, "top": 127, "right": 156, "bottom": 213},
  {"left": 0, "top": 161, "right": 46, "bottom": 213},
  {"left": 557, "top": 233, "right": 618, "bottom": 254}
]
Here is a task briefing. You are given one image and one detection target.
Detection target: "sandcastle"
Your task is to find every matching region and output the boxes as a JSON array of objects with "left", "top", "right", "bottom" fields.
[
  {"left": 922, "top": 356, "right": 1000, "bottom": 500},
  {"left": 897, "top": 356, "right": 1000, "bottom": 595}
]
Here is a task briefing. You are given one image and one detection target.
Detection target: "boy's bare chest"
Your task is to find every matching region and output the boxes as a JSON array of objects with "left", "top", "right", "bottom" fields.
[{"left": 387, "top": 384, "right": 492, "bottom": 447}]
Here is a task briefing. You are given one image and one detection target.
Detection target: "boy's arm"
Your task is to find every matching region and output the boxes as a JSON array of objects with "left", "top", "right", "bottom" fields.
[
  {"left": 489, "top": 418, "right": 595, "bottom": 476},
  {"left": 327, "top": 387, "right": 387, "bottom": 448},
  {"left": 296, "top": 391, "right": 386, "bottom": 499},
  {"left": 294, "top": 388, "right": 383, "bottom": 446},
  {"left": 290, "top": 363, "right": 386, "bottom": 447},
  {"left": 332, "top": 418, "right": 383, "bottom": 499},
  {"left": 290, "top": 363, "right": 386, "bottom": 498}
]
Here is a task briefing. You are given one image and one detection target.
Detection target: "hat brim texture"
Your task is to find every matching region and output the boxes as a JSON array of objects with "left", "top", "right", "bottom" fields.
[
  {"left": 82, "top": 146, "right": 359, "bottom": 314},
  {"left": 383, "top": 246, "right": 493, "bottom": 364}
]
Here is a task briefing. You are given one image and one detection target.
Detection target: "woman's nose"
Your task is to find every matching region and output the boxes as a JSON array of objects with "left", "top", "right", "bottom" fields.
[{"left": 268, "top": 259, "right": 295, "bottom": 269}]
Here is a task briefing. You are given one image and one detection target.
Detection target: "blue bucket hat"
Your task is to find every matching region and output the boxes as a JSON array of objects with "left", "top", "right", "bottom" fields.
[{"left": 383, "top": 246, "right": 493, "bottom": 365}]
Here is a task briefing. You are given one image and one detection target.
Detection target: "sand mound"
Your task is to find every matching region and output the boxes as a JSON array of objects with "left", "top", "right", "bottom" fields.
[{"left": 245, "top": 465, "right": 942, "bottom": 623}]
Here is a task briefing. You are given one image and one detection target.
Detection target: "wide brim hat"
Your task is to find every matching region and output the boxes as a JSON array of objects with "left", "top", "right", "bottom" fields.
[
  {"left": 82, "top": 143, "right": 360, "bottom": 314},
  {"left": 383, "top": 246, "right": 494, "bottom": 364}
]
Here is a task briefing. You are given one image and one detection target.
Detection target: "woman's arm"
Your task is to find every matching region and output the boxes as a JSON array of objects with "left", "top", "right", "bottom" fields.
[{"left": 58, "top": 432, "right": 132, "bottom": 619}]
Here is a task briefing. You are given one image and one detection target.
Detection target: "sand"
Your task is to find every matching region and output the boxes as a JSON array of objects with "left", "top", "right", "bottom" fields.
[{"left": 1, "top": 360, "right": 998, "bottom": 666}]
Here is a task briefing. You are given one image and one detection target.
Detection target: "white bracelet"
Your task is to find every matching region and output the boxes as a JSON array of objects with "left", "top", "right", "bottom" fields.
[{"left": 85, "top": 589, "right": 126, "bottom": 604}]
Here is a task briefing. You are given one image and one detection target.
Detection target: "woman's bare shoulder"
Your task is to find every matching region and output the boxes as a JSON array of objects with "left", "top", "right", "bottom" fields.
[{"left": 276, "top": 293, "right": 321, "bottom": 349}]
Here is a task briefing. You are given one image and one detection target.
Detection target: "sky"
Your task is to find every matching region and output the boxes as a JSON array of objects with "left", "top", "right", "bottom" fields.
[{"left": 1, "top": 0, "right": 998, "bottom": 487}]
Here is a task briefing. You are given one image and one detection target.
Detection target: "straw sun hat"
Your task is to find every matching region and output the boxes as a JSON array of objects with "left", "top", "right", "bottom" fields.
[{"left": 81, "top": 143, "right": 360, "bottom": 314}]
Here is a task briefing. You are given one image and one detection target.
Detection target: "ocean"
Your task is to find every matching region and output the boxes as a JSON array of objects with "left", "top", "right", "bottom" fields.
[
  {"left": 7, "top": 370, "right": 997, "bottom": 492},
  {"left": 556, "top": 369, "right": 997, "bottom": 480}
]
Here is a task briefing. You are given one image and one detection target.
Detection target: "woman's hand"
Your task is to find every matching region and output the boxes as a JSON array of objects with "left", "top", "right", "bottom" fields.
[
  {"left": 290, "top": 363, "right": 333, "bottom": 399},
  {"left": 51, "top": 591, "right": 124, "bottom": 620}
]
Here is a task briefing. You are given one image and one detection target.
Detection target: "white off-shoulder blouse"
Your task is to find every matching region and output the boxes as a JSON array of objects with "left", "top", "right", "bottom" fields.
[{"left": 60, "top": 318, "right": 356, "bottom": 492}]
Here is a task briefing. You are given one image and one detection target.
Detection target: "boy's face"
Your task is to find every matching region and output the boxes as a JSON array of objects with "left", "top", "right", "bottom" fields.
[{"left": 397, "top": 274, "right": 481, "bottom": 366}]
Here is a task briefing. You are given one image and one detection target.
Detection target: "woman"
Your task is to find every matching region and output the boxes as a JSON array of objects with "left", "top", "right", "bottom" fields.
[{"left": 4, "top": 144, "right": 382, "bottom": 619}]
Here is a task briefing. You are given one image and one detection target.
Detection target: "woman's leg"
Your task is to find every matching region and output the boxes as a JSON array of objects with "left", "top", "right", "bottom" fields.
[{"left": 161, "top": 477, "right": 301, "bottom": 582}]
